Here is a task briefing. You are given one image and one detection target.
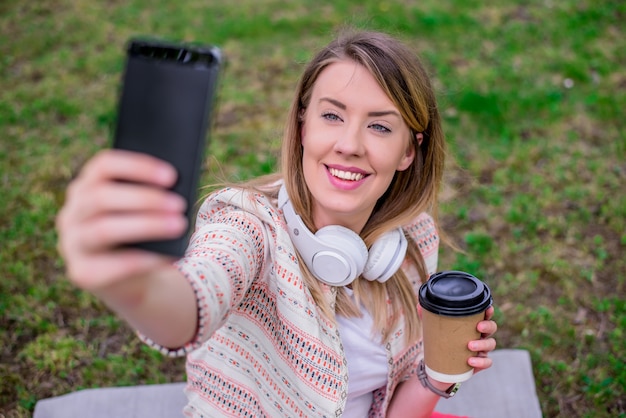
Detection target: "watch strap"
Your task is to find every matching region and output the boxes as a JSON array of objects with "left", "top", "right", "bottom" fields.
[{"left": 417, "top": 359, "right": 461, "bottom": 399}]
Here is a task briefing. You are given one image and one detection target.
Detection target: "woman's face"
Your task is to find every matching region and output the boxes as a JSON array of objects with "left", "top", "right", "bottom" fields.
[{"left": 301, "top": 60, "right": 415, "bottom": 232}]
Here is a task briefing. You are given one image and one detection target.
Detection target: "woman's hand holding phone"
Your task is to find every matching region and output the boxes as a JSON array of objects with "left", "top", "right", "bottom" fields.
[{"left": 56, "top": 149, "right": 187, "bottom": 293}]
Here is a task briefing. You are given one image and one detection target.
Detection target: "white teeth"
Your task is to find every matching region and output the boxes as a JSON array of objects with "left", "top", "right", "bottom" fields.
[{"left": 329, "top": 168, "right": 364, "bottom": 181}]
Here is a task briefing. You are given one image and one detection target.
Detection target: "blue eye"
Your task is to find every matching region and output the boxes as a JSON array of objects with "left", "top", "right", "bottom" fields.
[
  {"left": 370, "top": 123, "right": 391, "bottom": 133},
  {"left": 322, "top": 112, "right": 342, "bottom": 122}
]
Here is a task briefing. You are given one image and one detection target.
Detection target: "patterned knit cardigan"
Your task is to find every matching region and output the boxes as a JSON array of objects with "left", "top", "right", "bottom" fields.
[{"left": 141, "top": 187, "right": 439, "bottom": 417}]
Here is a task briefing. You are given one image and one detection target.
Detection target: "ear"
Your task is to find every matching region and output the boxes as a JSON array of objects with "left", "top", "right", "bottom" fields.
[
  {"left": 397, "top": 132, "right": 421, "bottom": 171},
  {"left": 397, "top": 138, "right": 416, "bottom": 171}
]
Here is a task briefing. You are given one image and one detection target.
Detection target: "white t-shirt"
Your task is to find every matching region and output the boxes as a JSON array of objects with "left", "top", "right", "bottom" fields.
[{"left": 337, "top": 289, "right": 388, "bottom": 417}]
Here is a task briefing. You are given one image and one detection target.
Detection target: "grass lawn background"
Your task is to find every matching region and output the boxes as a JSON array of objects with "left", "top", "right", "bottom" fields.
[{"left": 1, "top": 0, "right": 624, "bottom": 416}]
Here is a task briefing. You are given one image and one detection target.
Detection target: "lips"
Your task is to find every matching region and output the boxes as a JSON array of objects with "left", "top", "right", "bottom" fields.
[{"left": 328, "top": 167, "right": 367, "bottom": 181}]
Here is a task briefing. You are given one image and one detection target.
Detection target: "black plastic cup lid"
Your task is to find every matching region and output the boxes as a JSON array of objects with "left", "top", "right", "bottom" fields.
[{"left": 418, "top": 270, "right": 492, "bottom": 316}]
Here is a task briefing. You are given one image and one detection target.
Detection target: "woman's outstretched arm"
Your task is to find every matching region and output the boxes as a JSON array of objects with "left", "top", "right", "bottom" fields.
[{"left": 56, "top": 149, "right": 198, "bottom": 349}]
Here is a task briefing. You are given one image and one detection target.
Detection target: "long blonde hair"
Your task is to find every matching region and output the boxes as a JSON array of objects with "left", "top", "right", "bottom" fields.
[{"left": 245, "top": 30, "right": 446, "bottom": 344}]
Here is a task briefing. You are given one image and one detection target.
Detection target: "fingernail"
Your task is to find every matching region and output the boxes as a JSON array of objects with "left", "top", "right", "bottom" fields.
[
  {"left": 168, "top": 215, "right": 188, "bottom": 233},
  {"left": 158, "top": 165, "right": 178, "bottom": 185},
  {"left": 168, "top": 194, "right": 187, "bottom": 211}
]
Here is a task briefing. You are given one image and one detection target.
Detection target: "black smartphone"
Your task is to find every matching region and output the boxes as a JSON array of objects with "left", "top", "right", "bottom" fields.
[{"left": 112, "top": 38, "right": 222, "bottom": 257}]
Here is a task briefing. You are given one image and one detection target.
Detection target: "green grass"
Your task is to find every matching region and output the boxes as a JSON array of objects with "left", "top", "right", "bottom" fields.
[{"left": 1, "top": 0, "right": 624, "bottom": 416}]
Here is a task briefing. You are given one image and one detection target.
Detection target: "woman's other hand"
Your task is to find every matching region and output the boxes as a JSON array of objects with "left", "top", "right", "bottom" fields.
[{"left": 467, "top": 305, "right": 498, "bottom": 372}]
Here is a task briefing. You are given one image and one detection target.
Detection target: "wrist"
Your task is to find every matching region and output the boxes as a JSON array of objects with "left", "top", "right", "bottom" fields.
[
  {"left": 428, "top": 375, "right": 454, "bottom": 392},
  {"left": 416, "top": 359, "right": 461, "bottom": 399},
  {"left": 96, "top": 273, "right": 152, "bottom": 311},
  {"left": 96, "top": 264, "right": 177, "bottom": 312}
]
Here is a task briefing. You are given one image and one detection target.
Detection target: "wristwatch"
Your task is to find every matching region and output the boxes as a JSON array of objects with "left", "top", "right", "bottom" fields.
[{"left": 417, "top": 360, "right": 461, "bottom": 399}]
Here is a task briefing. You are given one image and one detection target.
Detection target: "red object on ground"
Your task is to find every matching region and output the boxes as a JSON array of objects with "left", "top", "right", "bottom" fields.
[{"left": 431, "top": 412, "right": 469, "bottom": 418}]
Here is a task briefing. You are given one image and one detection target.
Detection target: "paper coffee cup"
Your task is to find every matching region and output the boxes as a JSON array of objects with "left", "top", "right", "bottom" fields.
[{"left": 418, "top": 271, "right": 493, "bottom": 383}]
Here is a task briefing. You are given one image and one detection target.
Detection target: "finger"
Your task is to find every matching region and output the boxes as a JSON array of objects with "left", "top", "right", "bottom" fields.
[
  {"left": 75, "top": 212, "right": 188, "bottom": 252},
  {"left": 70, "top": 181, "right": 187, "bottom": 223},
  {"left": 468, "top": 354, "right": 493, "bottom": 371},
  {"left": 477, "top": 319, "right": 498, "bottom": 337},
  {"left": 469, "top": 337, "right": 497, "bottom": 354},
  {"left": 79, "top": 149, "right": 178, "bottom": 188},
  {"left": 484, "top": 306, "right": 495, "bottom": 320},
  {"left": 65, "top": 249, "right": 175, "bottom": 291}
]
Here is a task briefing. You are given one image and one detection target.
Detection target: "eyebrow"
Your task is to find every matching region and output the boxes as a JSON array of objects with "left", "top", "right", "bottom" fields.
[{"left": 320, "top": 97, "right": 401, "bottom": 118}]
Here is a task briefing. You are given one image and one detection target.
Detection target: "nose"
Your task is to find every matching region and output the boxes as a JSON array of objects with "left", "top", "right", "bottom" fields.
[{"left": 333, "top": 123, "right": 365, "bottom": 156}]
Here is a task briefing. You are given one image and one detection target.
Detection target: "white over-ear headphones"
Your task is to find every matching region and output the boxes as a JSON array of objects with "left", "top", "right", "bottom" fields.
[{"left": 278, "top": 184, "right": 407, "bottom": 286}]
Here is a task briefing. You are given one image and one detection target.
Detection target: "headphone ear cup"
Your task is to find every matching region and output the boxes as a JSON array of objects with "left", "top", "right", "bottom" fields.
[
  {"left": 363, "top": 228, "right": 408, "bottom": 283},
  {"left": 314, "top": 225, "right": 368, "bottom": 285}
]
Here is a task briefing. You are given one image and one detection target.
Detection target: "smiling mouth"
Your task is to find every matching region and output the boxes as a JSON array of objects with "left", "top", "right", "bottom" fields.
[{"left": 328, "top": 167, "right": 366, "bottom": 181}]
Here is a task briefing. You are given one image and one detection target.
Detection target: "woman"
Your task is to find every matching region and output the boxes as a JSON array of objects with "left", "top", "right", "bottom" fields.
[{"left": 56, "top": 30, "right": 497, "bottom": 417}]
